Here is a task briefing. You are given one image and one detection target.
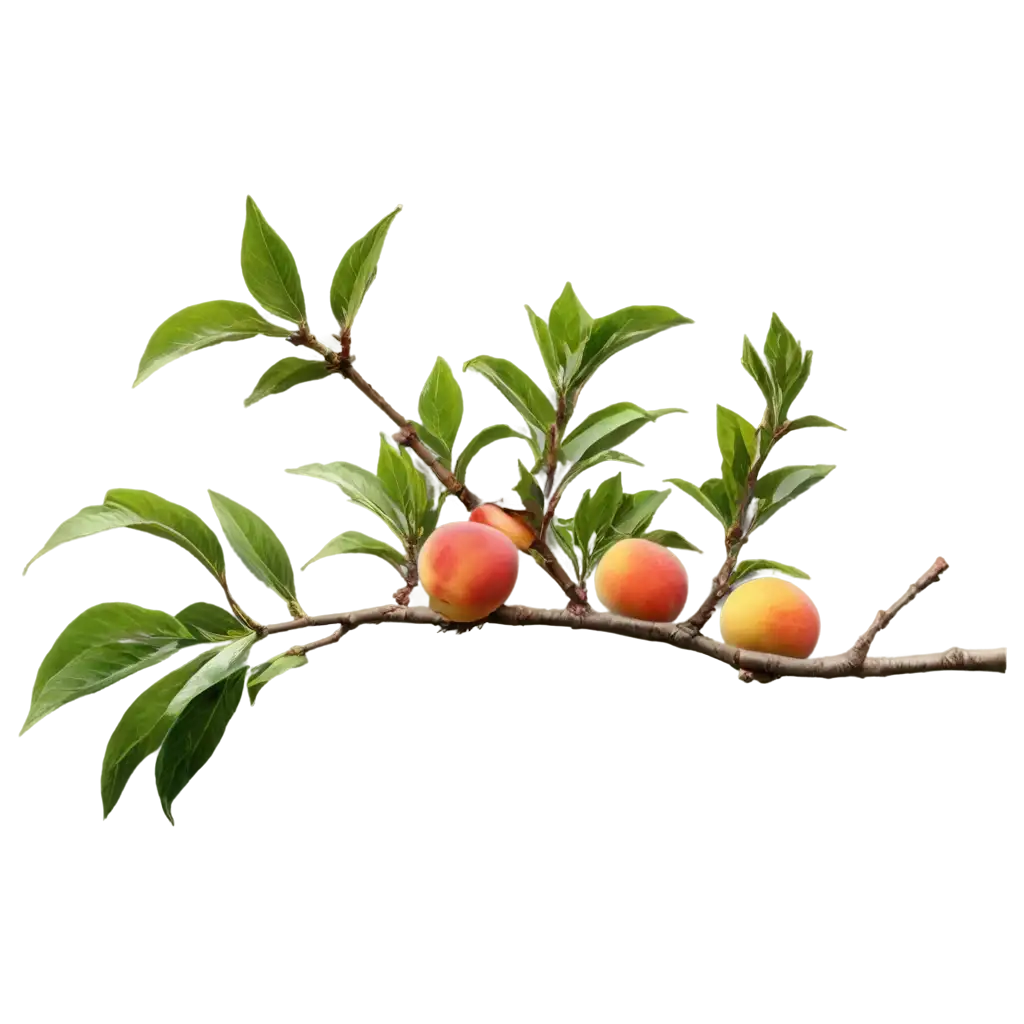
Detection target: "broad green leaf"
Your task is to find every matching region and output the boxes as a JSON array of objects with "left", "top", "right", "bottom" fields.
[
  {"left": 135, "top": 300, "right": 292, "bottom": 386},
  {"left": 101, "top": 649, "right": 219, "bottom": 818},
  {"left": 248, "top": 653, "right": 308, "bottom": 704},
  {"left": 753, "top": 464, "right": 831, "bottom": 507},
  {"left": 642, "top": 529, "right": 702, "bottom": 552},
  {"left": 730, "top": 559, "right": 810, "bottom": 586},
  {"left": 418, "top": 357, "right": 463, "bottom": 453},
  {"left": 409, "top": 421, "right": 452, "bottom": 468},
  {"left": 526, "top": 305, "right": 560, "bottom": 389},
  {"left": 165, "top": 633, "right": 257, "bottom": 716},
  {"left": 244, "top": 357, "right": 332, "bottom": 407},
  {"left": 209, "top": 491, "right": 300, "bottom": 615},
  {"left": 613, "top": 488, "right": 670, "bottom": 535},
  {"left": 376, "top": 437, "right": 428, "bottom": 530},
  {"left": 548, "top": 282, "right": 593, "bottom": 359},
  {"left": 463, "top": 356, "right": 557, "bottom": 434},
  {"left": 26, "top": 638, "right": 186, "bottom": 729},
  {"left": 717, "top": 405, "right": 756, "bottom": 505},
  {"left": 330, "top": 205, "right": 402, "bottom": 330},
  {"left": 156, "top": 665, "right": 246, "bottom": 824},
  {"left": 454, "top": 424, "right": 531, "bottom": 485},
  {"left": 741, "top": 336, "right": 777, "bottom": 420},
  {"left": 786, "top": 414, "right": 845, "bottom": 432},
  {"left": 560, "top": 403, "right": 685, "bottom": 464},
  {"left": 514, "top": 461, "right": 545, "bottom": 528},
  {"left": 286, "top": 461, "right": 404, "bottom": 537},
  {"left": 572, "top": 489, "right": 594, "bottom": 553},
  {"left": 550, "top": 519, "right": 581, "bottom": 580},
  {"left": 764, "top": 313, "right": 803, "bottom": 394},
  {"left": 301, "top": 530, "right": 407, "bottom": 572},
  {"left": 675, "top": 475, "right": 733, "bottom": 528},
  {"left": 573, "top": 305, "right": 693, "bottom": 386},
  {"left": 23, "top": 503, "right": 146, "bottom": 569},
  {"left": 779, "top": 351, "right": 813, "bottom": 421},
  {"left": 161, "top": 598, "right": 247, "bottom": 638},
  {"left": 241, "top": 197, "right": 306, "bottom": 323},
  {"left": 102, "top": 487, "right": 225, "bottom": 585},
  {"left": 32, "top": 598, "right": 190, "bottom": 696},
  {"left": 577, "top": 473, "right": 624, "bottom": 552}
]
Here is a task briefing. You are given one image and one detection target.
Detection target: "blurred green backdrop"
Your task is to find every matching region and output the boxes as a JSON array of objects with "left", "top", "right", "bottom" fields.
[{"left": 6, "top": 9, "right": 1024, "bottom": 1024}]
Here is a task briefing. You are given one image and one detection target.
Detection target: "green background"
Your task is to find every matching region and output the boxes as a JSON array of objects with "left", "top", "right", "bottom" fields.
[{"left": 2, "top": 9, "right": 1024, "bottom": 1024}]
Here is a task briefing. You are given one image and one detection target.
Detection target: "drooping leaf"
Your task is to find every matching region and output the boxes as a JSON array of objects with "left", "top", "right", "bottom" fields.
[
  {"left": 302, "top": 530, "right": 406, "bottom": 572},
  {"left": 671, "top": 475, "right": 737, "bottom": 528},
  {"left": 155, "top": 665, "right": 246, "bottom": 824},
  {"left": 730, "top": 559, "right": 810, "bottom": 586},
  {"left": 23, "top": 503, "right": 146, "bottom": 569},
  {"left": 135, "top": 300, "right": 292, "bottom": 386},
  {"left": 560, "top": 403, "right": 685, "bottom": 464},
  {"left": 241, "top": 196, "right": 306, "bottom": 323},
  {"left": 573, "top": 305, "right": 692, "bottom": 386},
  {"left": 163, "top": 626, "right": 260, "bottom": 716},
  {"left": 741, "top": 335, "right": 777, "bottom": 421},
  {"left": 100, "top": 649, "right": 219, "bottom": 818},
  {"left": 286, "top": 462, "right": 404, "bottom": 537},
  {"left": 525, "top": 305, "right": 560, "bottom": 389},
  {"left": 22, "top": 604, "right": 198, "bottom": 733},
  {"left": 514, "top": 462, "right": 546, "bottom": 528},
  {"left": 208, "top": 491, "right": 300, "bottom": 615},
  {"left": 101, "top": 487, "right": 226, "bottom": 585},
  {"left": 247, "top": 653, "right": 308, "bottom": 704},
  {"left": 375, "top": 436, "right": 428, "bottom": 532},
  {"left": 642, "top": 529, "right": 702, "bottom": 552},
  {"left": 555, "top": 451, "right": 642, "bottom": 504},
  {"left": 418, "top": 357, "right": 463, "bottom": 454},
  {"left": 550, "top": 519, "right": 581, "bottom": 580},
  {"left": 330, "top": 205, "right": 402, "bottom": 330},
  {"left": 463, "top": 356, "right": 557, "bottom": 434},
  {"left": 453, "top": 424, "right": 531, "bottom": 485},
  {"left": 244, "top": 357, "right": 332, "bottom": 407}
]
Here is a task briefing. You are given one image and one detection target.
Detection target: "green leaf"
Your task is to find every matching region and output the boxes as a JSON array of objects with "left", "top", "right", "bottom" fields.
[
  {"left": 241, "top": 197, "right": 306, "bottom": 323},
  {"left": 102, "top": 487, "right": 226, "bottom": 585},
  {"left": 463, "top": 356, "right": 557, "bottom": 434},
  {"left": 135, "top": 300, "right": 292, "bottom": 386},
  {"left": 613, "top": 488, "right": 670, "bottom": 536},
  {"left": 741, "top": 336, "right": 777, "bottom": 420},
  {"left": 671, "top": 475, "right": 737, "bottom": 528},
  {"left": 247, "top": 653, "right": 308, "bottom": 705},
  {"left": 555, "top": 451, "right": 642, "bottom": 504},
  {"left": 717, "top": 405, "right": 757, "bottom": 507},
  {"left": 408, "top": 421, "right": 452, "bottom": 468},
  {"left": 560, "top": 403, "right": 685, "bottom": 464},
  {"left": 302, "top": 530, "right": 406, "bottom": 572},
  {"left": 101, "top": 649, "right": 220, "bottom": 818},
  {"left": 23, "top": 503, "right": 146, "bottom": 569},
  {"left": 165, "top": 633, "right": 257, "bottom": 716},
  {"left": 155, "top": 665, "right": 246, "bottom": 824},
  {"left": 286, "top": 461, "right": 404, "bottom": 538},
  {"left": 165, "top": 598, "right": 251, "bottom": 638},
  {"left": 526, "top": 305, "right": 560, "bottom": 390},
  {"left": 548, "top": 282, "right": 593, "bottom": 360},
  {"left": 642, "top": 529, "right": 702, "bottom": 552},
  {"left": 786, "top": 414, "right": 845, "bottom": 432},
  {"left": 208, "top": 491, "right": 300, "bottom": 615},
  {"left": 453, "top": 424, "right": 531, "bottom": 485},
  {"left": 550, "top": 519, "right": 581, "bottom": 580},
  {"left": 244, "top": 357, "right": 331, "bottom": 407},
  {"left": 730, "top": 559, "right": 810, "bottom": 586},
  {"left": 330, "top": 205, "right": 402, "bottom": 330},
  {"left": 753, "top": 462, "right": 831, "bottom": 505},
  {"left": 376, "top": 436, "right": 428, "bottom": 531},
  {"left": 418, "top": 357, "right": 464, "bottom": 454},
  {"left": 27, "top": 638, "right": 185, "bottom": 729},
  {"left": 779, "top": 351, "right": 813, "bottom": 421},
  {"left": 573, "top": 305, "right": 692, "bottom": 387},
  {"left": 514, "top": 461, "right": 545, "bottom": 528},
  {"left": 764, "top": 313, "right": 803, "bottom": 394},
  {"left": 578, "top": 473, "right": 624, "bottom": 550}
]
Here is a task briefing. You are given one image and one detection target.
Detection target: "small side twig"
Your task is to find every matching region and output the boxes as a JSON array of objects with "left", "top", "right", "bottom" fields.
[{"left": 849, "top": 557, "right": 949, "bottom": 666}]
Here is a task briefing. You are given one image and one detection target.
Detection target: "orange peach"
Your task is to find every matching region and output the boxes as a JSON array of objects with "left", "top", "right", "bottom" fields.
[
  {"left": 719, "top": 577, "right": 820, "bottom": 658},
  {"left": 469, "top": 504, "right": 535, "bottom": 551},
  {"left": 594, "top": 538, "right": 689, "bottom": 622},
  {"left": 418, "top": 521, "right": 519, "bottom": 621}
]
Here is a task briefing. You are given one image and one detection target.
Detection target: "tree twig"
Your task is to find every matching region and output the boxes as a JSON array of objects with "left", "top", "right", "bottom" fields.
[
  {"left": 850, "top": 557, "right": 949, "bottom": 665},
  {"left": 256, "top": 602, "right": 1005, "bottom": 679},
  {"left": 686, "top": 419, "right": 792, "bottom": 631}
]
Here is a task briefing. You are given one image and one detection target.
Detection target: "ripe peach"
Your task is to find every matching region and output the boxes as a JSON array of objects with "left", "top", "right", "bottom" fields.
[
  {"left": 468, "top": 504, "right": 535, "bottom": 551},
  {"left": 594, "top": 538, "right": 688, "bottom": 622},
  {"left": 418, "top": 521, "right": 519, "bottom": 621},
  {"left": 719, "top": 577, "right": 820, "bottom": 658}
]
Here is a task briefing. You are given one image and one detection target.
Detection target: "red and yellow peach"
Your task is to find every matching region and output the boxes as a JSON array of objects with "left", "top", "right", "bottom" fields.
[
  {"left": 719, "top": 578, "right": 820, "bottom": 658},
  {"left": 468, "top": 504, "right": 535, "bottom": 551},
  {"left": 594, "top": 538, "right": 689, "bottom": 622}
]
